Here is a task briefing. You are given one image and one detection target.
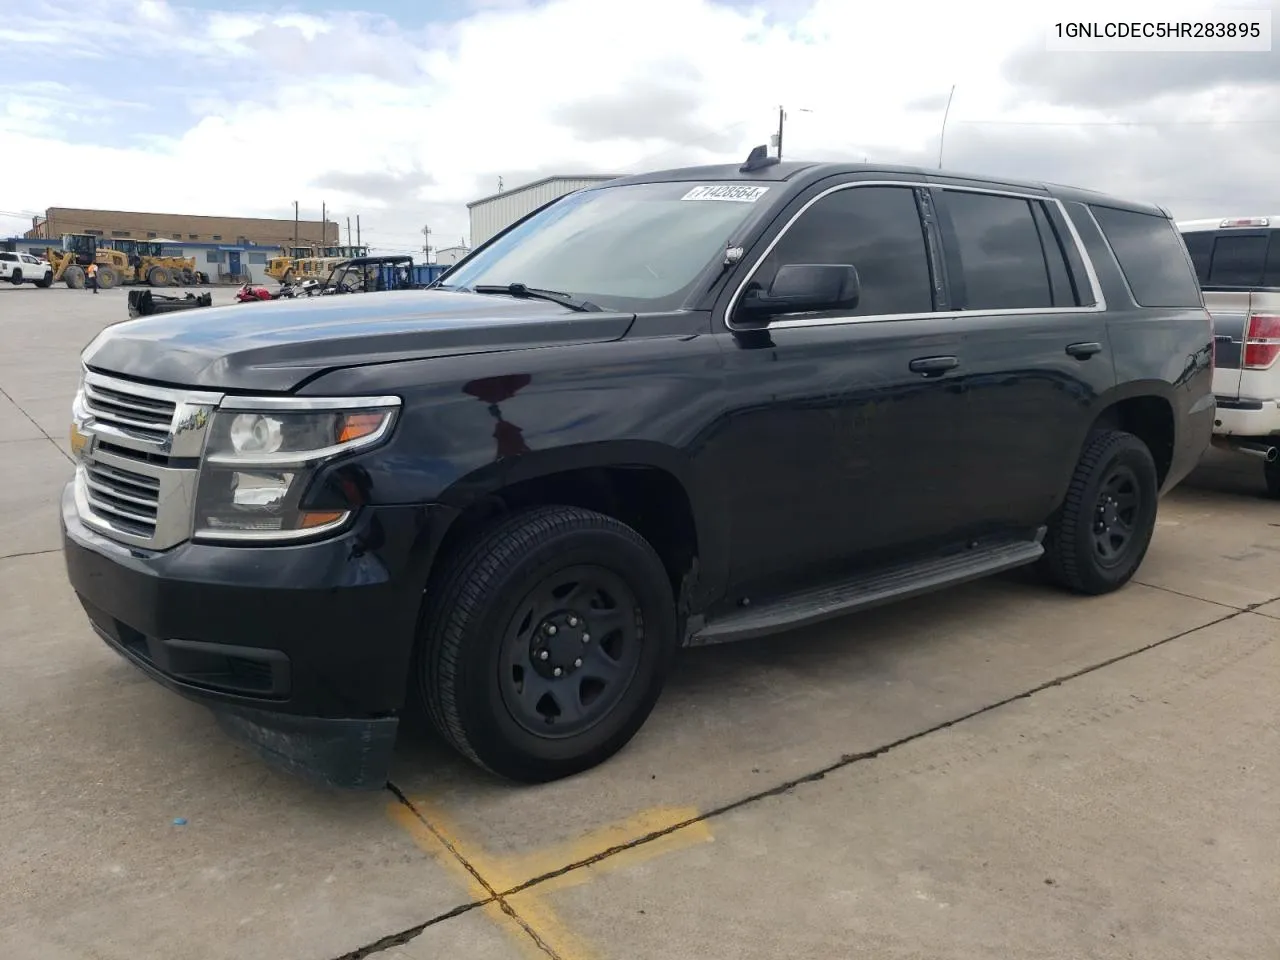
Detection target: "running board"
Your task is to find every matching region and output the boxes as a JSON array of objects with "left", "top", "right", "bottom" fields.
[{"left": 689, "top": 533, "right": 1046, "bottom": 647}]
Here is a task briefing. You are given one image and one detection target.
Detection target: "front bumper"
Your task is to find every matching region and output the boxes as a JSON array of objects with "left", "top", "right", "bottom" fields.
[{"left": 61, "top": 482, "right": 445, "bottom": 789}]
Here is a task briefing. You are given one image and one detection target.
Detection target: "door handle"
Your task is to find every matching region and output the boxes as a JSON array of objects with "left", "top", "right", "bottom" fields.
[
  {"left": 1065, "top": 341, "right": 1103, "bottom": 359},
  {"left": 909, "top": 355, "right": 960, "bottom": 377}
]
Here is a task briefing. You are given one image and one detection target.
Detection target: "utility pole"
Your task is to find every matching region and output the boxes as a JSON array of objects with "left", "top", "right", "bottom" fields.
[
  {"left": 422, "top": 224, "right": 432, "bottom": 263},
  {"left": 321, "top": 202, "right": 326, "bottom": 246},
  {"left": 346, "top": 217, "right": 352, "bottom": 246},
  {"left": 773, "top": 106, "right": 812, "bottom": 160},
  {"left": 293, "top": 201, "right": 299, "bottom": 248},
  {"left": 356, "top": 215, "right": 361, "bottom": 248}
]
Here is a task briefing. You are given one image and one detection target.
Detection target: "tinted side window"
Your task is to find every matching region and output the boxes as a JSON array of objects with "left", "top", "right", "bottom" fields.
[
  {"left": 1265, "top": 231, "right": 1280, "bottom": 288},
  {"left": 750, "top": 185, "right": 934, "bottom": 317},
  {"left": 1209, "top": 233, "right": 1268, "bottom": 287},
  {"left": 1090, "top": 205, "right": 1202, "bottom": 308},
  {"left": 1181, "top": 231, "right": 1213, "bottom": 284},
  {"left": 0, "top": 253, "right": 16, "bottom": 262},
  {"left": 944, "top": 191, "right": 1053, "bottom": 310}
]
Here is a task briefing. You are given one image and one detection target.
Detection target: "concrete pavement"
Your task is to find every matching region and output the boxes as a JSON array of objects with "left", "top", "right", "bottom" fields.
[{"left": 0, "top": 284, "right": 1276, "bottom": 960}]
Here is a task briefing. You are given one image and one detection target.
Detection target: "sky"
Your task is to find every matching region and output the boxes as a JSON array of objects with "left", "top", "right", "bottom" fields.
[{"left": 1, "top": 0, "right": 1278, "bottom": 256}]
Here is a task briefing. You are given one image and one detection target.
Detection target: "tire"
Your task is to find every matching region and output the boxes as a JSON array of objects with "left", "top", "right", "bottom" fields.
[
  {"left": 9, "top": 270, "right": 22, "bottom": 285},
  {"left": 418, "top": 505, "right": 679, "bottom": 782},
  {"left": 1264, "top": 458, "right": 1280, "bottom": 500},
  {"left": 1040, "top": 429, "right": 1159, "bottom": 595},
  {"left": 97, "top": 266, "right": 119, "bottom": 290},
  {"left": 63, "top": 265, "right": 85, "bottom": 289},
  {"left": 34, "top": 274, "right": 52, "bottom": 288},
  {"left": 147, "top": 265, "right": 171, "bottom": 287},
  {"left": 182, "top": 269, "right": 194, "bottom": 285},
  {"left": 282, "top": 269, "right": 294, "bottom": 284}
]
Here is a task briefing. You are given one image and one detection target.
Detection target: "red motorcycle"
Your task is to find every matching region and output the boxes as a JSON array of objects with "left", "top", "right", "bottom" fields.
[{"left": 234, "top": 283, "right": 276, "bottom": 303}]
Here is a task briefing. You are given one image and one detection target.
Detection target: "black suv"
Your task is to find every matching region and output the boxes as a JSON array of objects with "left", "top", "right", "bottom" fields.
[{"left": 61, "top": 150, "right": 1214, "bottom": 788}]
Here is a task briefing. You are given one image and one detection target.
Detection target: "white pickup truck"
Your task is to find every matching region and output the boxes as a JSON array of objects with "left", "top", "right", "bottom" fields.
[
  {"left": 0, "top": 251, "right": 54, "bottom": 287},
  {"left": 1178, "top": 216, "right": 1280, "bottom": 497}
]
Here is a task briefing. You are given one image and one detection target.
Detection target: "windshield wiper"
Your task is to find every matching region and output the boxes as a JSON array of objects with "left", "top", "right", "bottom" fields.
[{"left": 471, "top": 283, "right": 601, "bottom": 312}]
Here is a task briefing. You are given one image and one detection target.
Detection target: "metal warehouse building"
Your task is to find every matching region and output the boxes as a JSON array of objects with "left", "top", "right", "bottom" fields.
[{"left": 467, "top": 175, "right": 621, "bottom": 247}]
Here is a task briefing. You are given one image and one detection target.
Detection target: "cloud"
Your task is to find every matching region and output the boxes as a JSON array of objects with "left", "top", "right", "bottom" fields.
[{"left": 1, "top": 0, "right": 1279, "bottom": 255}]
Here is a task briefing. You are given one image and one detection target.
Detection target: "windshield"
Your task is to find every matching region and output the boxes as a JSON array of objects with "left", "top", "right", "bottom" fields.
[{"left": 442, "top": 180, "right": 771, "bottom": 312}]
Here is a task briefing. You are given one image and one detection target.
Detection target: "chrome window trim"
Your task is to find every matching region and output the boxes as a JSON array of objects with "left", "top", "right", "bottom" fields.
[{"left": 722, "top": 179, "right": 1107, "bottom": 333}]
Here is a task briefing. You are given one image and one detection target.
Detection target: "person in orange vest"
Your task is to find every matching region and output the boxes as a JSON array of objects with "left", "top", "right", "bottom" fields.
[{"left": 85, "top": 262, "right": 99, "bottom": 294}]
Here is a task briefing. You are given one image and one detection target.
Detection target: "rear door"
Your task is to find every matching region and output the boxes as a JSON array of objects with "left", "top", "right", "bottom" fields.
[
  {"left": 1180, "top": 225, "right": 1280, "bottom": 402},
  {"left": 930, "top": 183, "right": 1116, "bottom": 530}
]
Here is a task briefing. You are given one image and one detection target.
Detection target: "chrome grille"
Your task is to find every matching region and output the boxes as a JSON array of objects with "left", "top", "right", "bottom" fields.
[
  {"left": 82, "top": 379, "right": 177, "bottom": 442},
  {"left": 83, "top": 462, "right": 160, "bottom": 538},
  {"left": 72, "top": 370, "right": 223, "bottom": 550}
]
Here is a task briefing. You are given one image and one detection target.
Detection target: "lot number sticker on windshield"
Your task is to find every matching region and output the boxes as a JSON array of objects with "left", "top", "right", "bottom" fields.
[{"left": 681, "top": 185, "right": 770, "bottom": 202}]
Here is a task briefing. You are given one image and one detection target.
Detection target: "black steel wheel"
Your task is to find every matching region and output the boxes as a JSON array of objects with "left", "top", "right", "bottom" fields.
[
  {"left": 1041, "top": 429, "right": 1159, "bottom": 595},
  {"left": 418, "top": 505, "right": 678, "bottom": 782},
  {"left": 499, "top": 565, "right": 644, "bottom": 739}
]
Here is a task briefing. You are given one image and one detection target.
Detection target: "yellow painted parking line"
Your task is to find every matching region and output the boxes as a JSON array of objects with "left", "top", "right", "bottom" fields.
[{"left": 389, "top": 797, "right": 713, "bottom": 959}]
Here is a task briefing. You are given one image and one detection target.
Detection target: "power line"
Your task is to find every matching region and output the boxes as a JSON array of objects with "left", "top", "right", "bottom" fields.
[{"left": 953, "top": 118, "right": 1280, "bottom": 126}]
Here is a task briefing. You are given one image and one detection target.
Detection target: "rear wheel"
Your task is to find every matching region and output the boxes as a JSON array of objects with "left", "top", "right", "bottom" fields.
[
  {"left": 1264, "top": 458, "right": 1280, "bottom": 500},
  {"left": 63, "top": 265, "right": 85, "bottom": 289},
  {"left": 97, "top": 266, "right": 120, "bottom": 289},
  {"left": 418, "top": 505, "right": 679, "bottom": 782},
  {"left": 9, "top": 270, "right": 22, "bottom": 285},
  {"left": 147, "top": 265, "right": 171, "bottom": 287},
  {"left": 1040, "top": 429, "right": 1159, "bottom": 595}
]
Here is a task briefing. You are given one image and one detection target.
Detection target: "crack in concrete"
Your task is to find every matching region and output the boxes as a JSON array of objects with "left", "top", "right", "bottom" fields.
[
  {"left": 0, "top": 548, "right": 60, "bottom": 561},
  {"left": 363, "top": 783, "right": 562, "bottom": 960},
  {"left": 340, "top": 600, "right": 1273, "bottom": 958},
  {"left": 0, "top": 383, "right": 74, "bottom": 465},
  {"left": 1132, "top": 579, "right": 1249, "bottom": 610}
]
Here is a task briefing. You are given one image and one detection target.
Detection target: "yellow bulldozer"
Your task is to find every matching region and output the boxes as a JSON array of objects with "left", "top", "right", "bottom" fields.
[
  {"left": 267, "top": 244, "right": 368, "bottom": 284},
  {"left": 105, "top": 239, "right": 207, "bottom": 286},
  {"left": 44, "top": 235, "right": 131, "bottom": 289}
]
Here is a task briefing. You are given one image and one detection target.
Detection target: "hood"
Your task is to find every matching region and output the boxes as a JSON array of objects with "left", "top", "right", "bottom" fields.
[{"left": 82, "top": 289, "right": 636, "bottom": 392}]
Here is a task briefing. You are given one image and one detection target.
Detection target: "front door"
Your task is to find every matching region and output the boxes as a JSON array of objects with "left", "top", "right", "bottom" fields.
[
  {"left": 228, "top": 251, "right": 241, "bottom": 278},
  {"left": 710, "top": 181, "right": 976, "bottom": 597}
]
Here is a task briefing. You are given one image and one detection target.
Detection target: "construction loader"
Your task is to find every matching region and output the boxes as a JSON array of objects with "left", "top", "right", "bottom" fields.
[
  {"left": 44, "top": 235, "right": 130, "bottom": 289},
  {"left": 104, "top": 239, "right": 206, "bottom": 286}
]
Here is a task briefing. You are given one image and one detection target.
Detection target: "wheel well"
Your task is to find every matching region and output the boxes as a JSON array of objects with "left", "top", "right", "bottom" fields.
[
  {"left": 1092, "top": 396, "right": 1175, "bottom": 486},
  {"left": 433, "top": 466, "right": 699, "bottom": 601}
]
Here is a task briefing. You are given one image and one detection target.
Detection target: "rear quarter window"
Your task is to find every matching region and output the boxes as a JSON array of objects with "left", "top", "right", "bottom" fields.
[{"left": 1090, "top": 205, "right": 1202, "bottom": 308}]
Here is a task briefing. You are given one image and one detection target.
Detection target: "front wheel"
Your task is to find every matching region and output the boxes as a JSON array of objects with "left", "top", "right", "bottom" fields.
[
  {"left": 34, "top": 274, "right": 52, "bottom": 288},
  {"left": 418, "top": 505, "right": 678, "bottom": 782},
  {"left": 1040, "top": 429, "right": 1159, "bottom": 595}
]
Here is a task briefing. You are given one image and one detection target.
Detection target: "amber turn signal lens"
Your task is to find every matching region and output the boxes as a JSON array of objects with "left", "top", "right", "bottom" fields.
[
  {"left": 298, "top": 511, "right": 346, "bottom": 529},
  {"left": 337, "top": 412, "right": 386, "bottom": 444}
]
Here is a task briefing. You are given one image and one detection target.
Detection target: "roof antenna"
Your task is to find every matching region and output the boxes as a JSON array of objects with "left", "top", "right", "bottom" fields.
[{"left": 740, "top": 144, "right": 780, "bottom": 173}]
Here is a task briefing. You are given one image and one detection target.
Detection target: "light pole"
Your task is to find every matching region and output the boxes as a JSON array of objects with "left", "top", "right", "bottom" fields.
[{"left": 774, "top": 106, "right": 812, "bottom": 160}]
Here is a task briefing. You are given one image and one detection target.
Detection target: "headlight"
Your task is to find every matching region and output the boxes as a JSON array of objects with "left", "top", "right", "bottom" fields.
[{"left": 193, "top": 395, "right": 399, "bottom": 542}]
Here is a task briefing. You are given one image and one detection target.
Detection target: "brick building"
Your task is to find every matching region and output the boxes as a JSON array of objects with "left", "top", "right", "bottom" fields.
[{"left": 24, "top": 207, "right": 338, "bottom": 248}]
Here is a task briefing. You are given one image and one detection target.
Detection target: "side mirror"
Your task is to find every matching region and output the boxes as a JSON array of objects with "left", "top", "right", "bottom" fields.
[{"left": 737, "top": 263, "right": 861, "bottom": 322}]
